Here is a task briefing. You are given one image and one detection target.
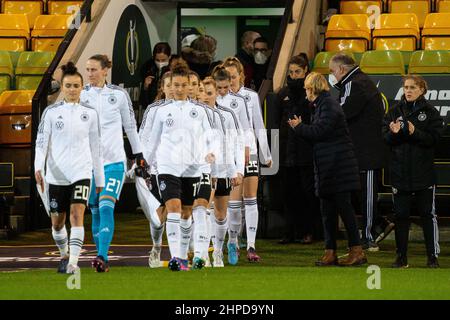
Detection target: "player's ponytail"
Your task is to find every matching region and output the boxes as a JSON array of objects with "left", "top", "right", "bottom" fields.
[
  {"left": 61, "top": 61, "right": 83, "bottom": 84},
  {"left": 212, "top": 65, "right": 231, "bottom": 82}
]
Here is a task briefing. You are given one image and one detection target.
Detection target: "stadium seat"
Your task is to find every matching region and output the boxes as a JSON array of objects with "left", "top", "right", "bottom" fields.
[
  {"left": 325, "top": 14, "right": 371, "bottom": 52},
  {"left": 373, "top": 14, "right": 419, "bottom": 51},
  {"left": 0, "top": 90, "right": 34, "bottom": 145},
  {"left": 360, "top": 50, "right": 405, "bottom": 74},
  {"left": 48, "top": 0, "right": 83, "bottom": 15},
  {"left": 15, "top": 51, "right": 55, "bottom": 90},
  {"left": 0, "top": 14, "right": 30, "bottom": 51},
  {"left": 31, "top": 15, "right": 71, "bottom": 52},
  {"left": 422, "top": 13, "right": 450, "bottom": 50},
  {"left": 408, "top": 50, "right": 450, "bottom": 73},
  {"left": 340, "top": 1, "right": 383, "bottom": 14},
  {"left": 2, "top": 0, "right": 44, "bottom": 29},
  {"left": 439, "top": 0, "right": 450, "bottom": 12},
  {"left": 390, "top": 1, "right": 430, "bottom": 28},
  {"left": 0, "top": 51, "right": 13, "bottom": 95},
  {"left": 312, "top": 51, "right": 356, "bottom": 74}
]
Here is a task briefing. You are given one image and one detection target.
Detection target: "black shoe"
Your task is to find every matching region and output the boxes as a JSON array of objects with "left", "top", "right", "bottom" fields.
[
  {"left": 392, "top": 254, "right": 409, "bottom": 268},
  {"left": 375, "top": 222, "right": 395, "bottom": 244},
  {"left": 427, "top": 255, "right": 440, "bottom": 268},
  {"left": 57, "top": 257, "right": 69, "bottom": 274},
  {"left": 92, "top": 255, "right": 109, "bottom": 273}
]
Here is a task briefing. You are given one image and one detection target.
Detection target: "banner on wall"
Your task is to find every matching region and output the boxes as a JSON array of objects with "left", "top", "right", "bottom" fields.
[{"left": 112, "top": 4, "right": 152, "bottom": 103}]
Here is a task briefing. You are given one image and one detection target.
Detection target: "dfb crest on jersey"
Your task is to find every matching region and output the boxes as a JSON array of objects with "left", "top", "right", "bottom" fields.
[
  {"left": 159, "top": 181, "right": 166, "bottom": 191},
  {"left": 418, "top": 113, "right": 427, "bottom": 122},
  {"left": 108, "top": 95, "right": 117, "bottom": 105},
  {"left": 190, "top": 109, "right": 199, "bottom": 118},
  {"left": 166, "top": 118, "right": 174, "bottom": 127},
  {"left": 230, "top": 100, "right": 238, "bottom": 109},
  {"left": 244, "top": 94, "right": 251, "bottom": 102},
  {"left": 56, "top": 121, "right": 64, "bottom": 131},
  {"left": 81, "top": 113, "right": 89, "bottom": 122}
]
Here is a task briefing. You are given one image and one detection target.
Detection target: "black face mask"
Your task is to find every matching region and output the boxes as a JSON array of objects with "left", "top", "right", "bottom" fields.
[{"left": 286, "top": 77, "right": 305, "bottom": 92}]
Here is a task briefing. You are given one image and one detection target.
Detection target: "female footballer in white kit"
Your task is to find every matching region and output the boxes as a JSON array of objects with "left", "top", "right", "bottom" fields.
[{"left": 35, "top": 62, "right": 104, "bottom": 274}]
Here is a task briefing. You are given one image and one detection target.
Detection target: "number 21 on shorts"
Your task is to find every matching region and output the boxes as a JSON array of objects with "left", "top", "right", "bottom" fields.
[{"left": 106, "top": 178, "right": 121, "bottom": 194}]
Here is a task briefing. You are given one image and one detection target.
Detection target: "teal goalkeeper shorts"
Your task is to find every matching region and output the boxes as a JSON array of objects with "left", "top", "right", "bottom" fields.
[{"left": 89, "top": 162, "right": 126, "bottom": 204}]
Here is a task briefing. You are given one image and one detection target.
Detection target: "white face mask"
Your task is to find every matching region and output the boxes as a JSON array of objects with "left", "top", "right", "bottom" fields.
[
  {"left": 156, "top": 61, "right": 169, "bottom": 70},
  {"left": 254, "top": 52, "right": 268, "bottom": 65},
  {"left": 328, "top": 74, "right": 338, "bottom": 87}
]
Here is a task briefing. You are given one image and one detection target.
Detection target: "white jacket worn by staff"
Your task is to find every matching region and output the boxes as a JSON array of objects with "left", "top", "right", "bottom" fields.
[
  {"left": 238, "top": 86, "right": 272, "bottom": 163},
  {"left": 34, "top": 101, "right": 105, "bottom": 187},
  {"left": 80, "top": 84, "right": 142, "bottom": 167},
  {"left": 143, "top": 100, "right": 220, "bottom": 178}
]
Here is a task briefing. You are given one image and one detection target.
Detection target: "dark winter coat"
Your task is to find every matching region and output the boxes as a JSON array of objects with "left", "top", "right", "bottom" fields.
[
  {"left": 294, "top": 92, "right": 360, "bottom": 197},
  {"left": 139, "top": 58, "right": 170, "bottom": 107},
  {"left": 383, "top": 95, "right": 444, "bottom": 192},
  {"left": 335, "top": 66, "right": 386, "bottom": 171},
  {"left": 274, "top": 77, "right": 313, "bottom": 167}
]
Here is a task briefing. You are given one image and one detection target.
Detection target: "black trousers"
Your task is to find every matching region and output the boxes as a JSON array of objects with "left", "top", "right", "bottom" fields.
[
  {"left": 281, "top": 166, "right": 320, "bottom": 239},
  {"left": 393, "top": 186, "right": 440, "bottom": 257},
  {"left": 320, "top": 192, "right": 361, "bottom": 250}
]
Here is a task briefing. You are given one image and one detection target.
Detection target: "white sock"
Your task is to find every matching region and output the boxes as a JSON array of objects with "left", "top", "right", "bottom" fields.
[
  {"left": 151, "top": 222, "right": 164, "bottom": 248},
  {"left": 189, "top": 220, "right": 195, "bottom": 252},
  {"left": 244, "top": 197, "right": 258, "bottom": 249},
  {"left": 214, "top": 216, "right": 228, "bottom": 253},
  {"left": 239, "top": 202, "right": 246, "bottom": 237},
  {"left": 179, "top": 217, "right": 192, "bottom": 260},
  {"left": 192, "top": 206, "right": 209, "bottom": 259},
  {"left": 206, "top": 210, "right": 212, "bottom": 251},
  {"left": 227, "top": 201, "right": 242, "bottom": 245},
  {"left": 68, "top": 226, "right": 84, "bottom": 266},
  {"left": 52, "top": 226, "right": 69, "bottom": 258},
  {"left": 166, "top": 213, "right": 181, "bottom": 258}
]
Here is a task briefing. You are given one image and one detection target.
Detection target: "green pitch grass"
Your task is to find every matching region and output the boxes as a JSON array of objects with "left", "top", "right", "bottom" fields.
[{"left": 1, "top": 213, "right": 450, "bottom": 300}]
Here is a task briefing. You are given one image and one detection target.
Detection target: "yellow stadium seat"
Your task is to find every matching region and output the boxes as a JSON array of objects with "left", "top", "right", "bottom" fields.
[
  {"left": 360, "top": 50, "right": 405, "bottom": 74},
  {"left": 48, "top": 0, "right": 83, "bottom": 15},
  {"left": 15, "top": 51, "right": 55, "bottom": 90},
  {"left": 0, "top": 90, "right": 34, "bottom": 145},
  {"left": 31, "top": 15, "right": 71, "bottom": 52},
  {"left": 373, "top": 14, "right": 419, "bottom": 51},
  {"left": 0, "top": 14, "right": 30, "bottom": 51},
  {"left": 390, "top": 1, "right": 429, "bottom": 28},
  {"left": 0, "top": 51, "right": 14, "bottom": 95},
  {"left": 340, "top": 1, "right": 383, "bottom": 14},
  {"left": 408, "top": 50, "right": 450, "bottom": 73},
  {"left": 439, "top": 1, "right": 450, "bottom": 12},
  {"left": 422, "top": 13, "right": 450, "bottom": 49},
  {"left": 312, "top": 51, "right": 357, "bottom": 74},
  {"left": 325, "top": 14, "right": 371, "bottom": 52},
  {"left": 2, "top": 0, "right": 44, "bottom": 28}
]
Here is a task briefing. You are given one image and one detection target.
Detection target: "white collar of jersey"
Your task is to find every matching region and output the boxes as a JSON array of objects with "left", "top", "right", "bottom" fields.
[{"left": 63, "top": 99, "right": 80, "bottom": 106}]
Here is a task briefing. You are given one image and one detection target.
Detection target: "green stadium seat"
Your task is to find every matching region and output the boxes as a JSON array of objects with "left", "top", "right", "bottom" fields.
[
  {"left": 408, "top": 50, "right": 450, "bottom": 73},
  {"left": 15, "top": 51, "right": 55, "bottom": 90},
  {"left": 360, "top": 50, "right": 405, "bottom": 74},
  {"left": 0, "top": 51, "right": 13, "bottom": 95},
  {"left": 0, "top": 14, "right": 30, "bottom": 51},
  {"left": 0, "top": 90, "right": 34, "bottom": 145},
  {"left": 312, "top": 51, "right": 356, "bottom": 74}
]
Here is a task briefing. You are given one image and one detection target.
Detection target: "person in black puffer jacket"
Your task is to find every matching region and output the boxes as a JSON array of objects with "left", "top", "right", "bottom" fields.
[
  {"left": 288, "top": 72, "right": 367, "bottom": 267},
  {"left": 383, "top": 75, "right": 443, "bottom": 269},
  {"left": 274, "top": 54, "right": 320, "bottom": 245}
]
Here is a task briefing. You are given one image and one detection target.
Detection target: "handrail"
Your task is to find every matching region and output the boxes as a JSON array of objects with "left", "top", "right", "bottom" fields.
[{"left": 29, "top": 0, "right": 94, "bottom": 230}]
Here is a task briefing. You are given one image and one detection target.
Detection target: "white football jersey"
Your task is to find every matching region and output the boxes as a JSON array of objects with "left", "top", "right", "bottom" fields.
[
  {"left": 80, "top": 84, "right": 142, "bottom": 168},
  {"left": 34, "top": 101, "right": 105, "bottom": 187}
]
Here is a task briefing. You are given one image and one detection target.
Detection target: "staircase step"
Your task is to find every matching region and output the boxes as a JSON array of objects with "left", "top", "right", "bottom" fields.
[
  {"left": 14, "top": 176, "right": 31, "bottom": 197},
  {"left": 0, "top": 147, "right": 31, "bottom": 176}
]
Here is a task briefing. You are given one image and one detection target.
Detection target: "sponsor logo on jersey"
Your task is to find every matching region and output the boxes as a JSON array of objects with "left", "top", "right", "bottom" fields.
[
  {"left": 230, "top": 100, "right": 238, "bottom": 109},
  {"left": 166, "top": 118, "right": 174, "bottom": 127},
  {"left": 159, "top": 181, "right": 166, "bottom": 191},
  {"left": 56, "top": 121, "right": 64, "bottom": 131},
  {"left": 190, "top": 109, "right": 198, "bottom": 118},
  {"left": 418, "top": 113, "right": 427, "bottom": 122},
  {"left": 81, "top": 113, "right": 89, "bottom": 122},
  {"left": 108, "top": 95, "right": 118, "bottom": 105}
]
